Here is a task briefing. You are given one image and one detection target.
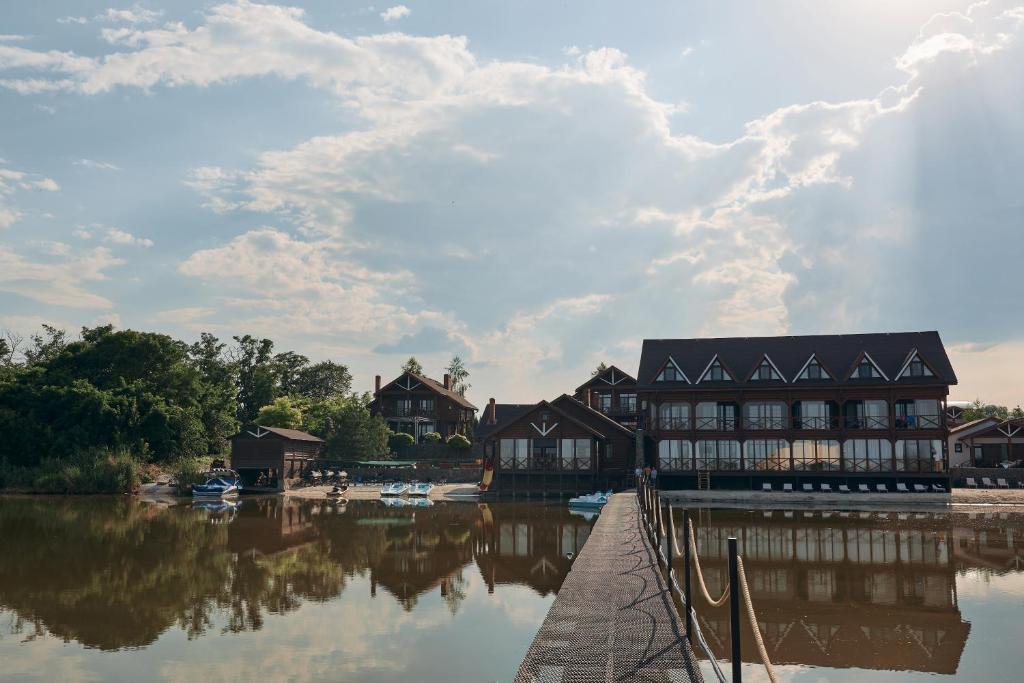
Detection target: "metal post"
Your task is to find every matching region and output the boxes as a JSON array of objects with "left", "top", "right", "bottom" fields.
[
  {"left": 665, "top": 502, "right": 674, "bottom": 583},
  {"left": 728, "top": 537, "right": 742, "bottom": 683},
  {"left": 683, "top": 510, "right": 692, "bottom": 641}
]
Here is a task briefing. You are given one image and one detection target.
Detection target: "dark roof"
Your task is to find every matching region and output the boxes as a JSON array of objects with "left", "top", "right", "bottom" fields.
[
  {"left": 229, "top": 425, "right": 325, "bottom": 442},
  {"left": 474, "top": 403, "right": 535, "bottom": 440},
  {"left": 950, "top": 417, "right": 1000, "bottom": 435},
  {"left": 637, "top": 331, "right": 957, "bottom": 387},
  {"left": 378, "top": 372, "right": 478, "bottom": 410},
  {"left": 574, "top": 365, "right": 637, "bottom": 393},
  {"left": 551, "top": 394, "right": 636, "bottom": 437}
]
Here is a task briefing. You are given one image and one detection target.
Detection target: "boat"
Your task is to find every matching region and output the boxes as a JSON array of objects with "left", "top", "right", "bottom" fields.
[
  {"left": 192, "top": 476, "right": 241, "bottom": 499},
  {"left": 326, "top": 484, "right": 349, "bottom": 498},
  {"left": 568, "top": 491, "right": 611, "bottom": 510},
  {"left": 380, "top": 482, "right": 410, "bottom": 496},
  {"left": 408, "top": 482, "right": 433, "bottom": 497},
  {"left": 380, "top": 496, "right": 409, "bottom": 508}
]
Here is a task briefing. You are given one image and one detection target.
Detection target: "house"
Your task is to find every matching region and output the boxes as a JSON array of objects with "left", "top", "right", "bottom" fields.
[
  {"left": 371, "top": 371, "right": 477, "bottom": 441},
  {"left": 478, "top": 394, "right": 636, "bottom": 492},
  {"left": 949, "top": 417, "right": 1024, "bottom": 467},
  {"left": 573, "top": 365, "right": 641, "bottom": 430},
  {"left": 636, "top": 331, "right": 957, "bottom": 489},
  {"left": 229, "top": 425, "right": 324, "bottom": 491}
]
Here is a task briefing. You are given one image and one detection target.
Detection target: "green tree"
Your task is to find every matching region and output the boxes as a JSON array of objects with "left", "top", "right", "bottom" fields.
[
  {"left": 401, "top": 356, "right": 424, "bottom": 376},
  {"left": 257, "top": 396, "right": 303, "bottom": 429},
  {"left": 591, "top": 361, "right": 609, "bottom": 377},
  {"left": 445, "top": 355, "right": 471, "bottom": 396},
  {"left": 272, "top": 351, "right": 310, "bottom": 396},
  {"left": 316, "top": 394, "right": 390, "bottom": 460},
  {"left": 232, "top": 335, "right": 276, "bottom": 423},
  {"left": 961, "top": 398, "right": 1011, "bottom": 422},
  {"left": 295, "top": 360, "right": 352, "bottom": 400},
  {"left": 188, "top": 333, "right": 239, "bottom": 454},
  {"left": 24, "top": 324, "right": 68, "bottom": 366}
]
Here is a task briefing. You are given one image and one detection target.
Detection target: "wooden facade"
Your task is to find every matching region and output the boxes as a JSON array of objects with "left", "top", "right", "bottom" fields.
[
  {"left": 371, "top": 371, "right": 477, "bottom": 441},
  {"left": 636, "top": 332, "right": 957, "bottom": 489},
  {"left": 229, "top": 425, "right": 323, "bottom": 491},
  {"left": 573, "top": 365, "right": 641, "bottom": 431},
  {"left": 480, "top": 394, "right": 635, "bottom": 492}
]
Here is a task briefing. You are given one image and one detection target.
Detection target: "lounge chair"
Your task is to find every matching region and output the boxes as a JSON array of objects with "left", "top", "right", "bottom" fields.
[
  {"left": 914, "top": 484, "right": 928, "bottom": 493},
  {"left": 876, "top": 484, "right": 889, "bottom": 493},
  {"left": 982, "top": 477, "right": 996, "bottom": 488},
  {"left": 838, "top": 484, "right": 851, "bottom": 493},
  {"left": 802, "top": 483, "right": 814, "bottom": 493},
  {"left": 783, "top": 483, "right": 793, "bottom": 492},
  {"left": 932, "top": 484, "right": 947, "bottom": 493},
  {"left": 998, "top": 478, "right": 1010, "bottom": 488},
  {"left": 966, "top": 477, "right": 978, "bottom": 488},
  {"left": 858, "top": 484, "right": 871, "bottom": 493},
  {"left": 762, "top": 483, "right": 773, "bottom": 492},
  {"left": 820, "top": 483, "right": 832, "bottom": 493},
  {"left": 896, "top": 483, "right": 910, "bottom": 493}
]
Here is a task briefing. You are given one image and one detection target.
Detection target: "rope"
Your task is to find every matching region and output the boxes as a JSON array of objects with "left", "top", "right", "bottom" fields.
[
  {"left": 736, "top": 555, "right": 780, "bottom": 683},
  {"left": 687, "top": 525, "right": 731, "bottom": 607},
  {"left": 691, "top": 607, "right": 728, "bottom": 683}
]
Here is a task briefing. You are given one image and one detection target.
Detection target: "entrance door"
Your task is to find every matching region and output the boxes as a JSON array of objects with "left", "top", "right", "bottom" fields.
[{"left": 533, "top": 438, "right": 558, "bottom": 471}]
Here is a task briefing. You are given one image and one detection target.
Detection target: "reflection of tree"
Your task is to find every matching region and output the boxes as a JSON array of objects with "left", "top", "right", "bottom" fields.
[{"left": 441, "top": 569, "right": 467, "bottom": 615}]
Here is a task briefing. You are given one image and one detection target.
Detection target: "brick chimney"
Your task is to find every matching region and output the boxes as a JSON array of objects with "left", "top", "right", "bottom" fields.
[
  {"left": 374, "top": 375, "right": 381, "bottom": 396},
  {"left": 584, "top": 388, "right": 592, "bottom": 408},
  {"left": 488, "top": 397, "right": 497, "bottom": 425},
  {"left": 444, "top": 373, "right": 452, "bottom": 390}
]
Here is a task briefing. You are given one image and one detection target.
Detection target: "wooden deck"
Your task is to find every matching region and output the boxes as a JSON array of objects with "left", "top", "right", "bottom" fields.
[{"left": 515, "top": 493, "right": 704, "bottom": 683}]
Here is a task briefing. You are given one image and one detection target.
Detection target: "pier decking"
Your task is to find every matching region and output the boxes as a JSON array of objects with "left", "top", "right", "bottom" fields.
[{"left": 515, "top": 493, "right": 703, "bottom": 682}]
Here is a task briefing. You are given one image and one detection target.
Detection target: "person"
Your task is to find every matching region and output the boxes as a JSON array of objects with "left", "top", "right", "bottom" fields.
[
  {"left": 643, "top": 465, "right": 651, "bottom": 482},
  {"left": 634, "top": 466, "right": 642, "bottom": 485},
  {"left": 650, "top": 467, "right": 658, "bottom": 488}
]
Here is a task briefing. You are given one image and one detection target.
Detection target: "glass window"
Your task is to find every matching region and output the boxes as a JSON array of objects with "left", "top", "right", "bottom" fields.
[
  {"left": 697, "top": 402, "right": 737, "bottom": 430},
  {"left": 797, "top": 357, "right": 829, "bottom": 381},
  {"left": 575, "top": 439, "right": 592, "bottom": 470},
  {"left": 701, "top": 359, "right": 732, "bottom": 382},
  {"left": 896, "top": 440, "right": 943, "bottom": 472},
  {"left": 752, "top": 359, "right": 783, "bottom": 381},
  {"left": 560, "top": 439, "right": 575, "bottom": 469},
  {"left": 895, "top": 399, "right": 941, "bottom": 429},
  {"left": 856, "top": 359, "right": 882, "bottom": 379},
  {"left": 795, "top": 401, "right": 835, "bottom": 429},
  {"left": 657, "top": 363, "right": 680, "bottom": 381},
  {"left": 843, "top": 439, "right": 893, "bottom": 472},
  {"left": 596, "top": 393, "right": 612, "bottom": 413},
  {"left": 743, "top": 440, "right": 791, "bottom": 471},
  {"left": 658, "top": 402, "right": 690, "bottom": 430},
  {"left": 901, "top": 355, "right": 934, "bottom": 378},
  {"left": 792, "top": 440, "right": 840, "bottom": 471},
  {"left": 695, "top": 440, "right": 741, "bottom": 470},
  {"left": 397, "top": 399, "right": 411, "bottom": 416},
  {"left": 658, "top": 440, "right": 692, "bottom": 471},
  {"left": 620, "top": 393, "right": 637, "bottom": 412},
  {"left": 844, "top": 400, "right": 888, "bottom": 429},
  {"left": 419, "top": 398, "right": 434, "bottom": 412},
  {"left": 744, "top": 402, "right": 785, "bottom": 430},
  {"left": 514, "top": 438, "right": 529, "bottom": 469},
  {"left": 499, "top": 439, "right": 516, "bottom": 470}
]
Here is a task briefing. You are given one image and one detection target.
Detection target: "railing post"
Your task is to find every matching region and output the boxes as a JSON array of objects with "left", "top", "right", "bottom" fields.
[
  {"left": 665, "top": 502, "right": 674, "bottom": 581},
  {"left": 683, "top": 509, "right": 692, "bottom": 641},
  {"left": 728, "top": 537, "right": 742, "bottom": 683}
]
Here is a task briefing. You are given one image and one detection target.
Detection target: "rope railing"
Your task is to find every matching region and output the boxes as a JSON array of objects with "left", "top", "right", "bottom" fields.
[{"left": 636, "top": 481, "right": 778, "bottom": 683}]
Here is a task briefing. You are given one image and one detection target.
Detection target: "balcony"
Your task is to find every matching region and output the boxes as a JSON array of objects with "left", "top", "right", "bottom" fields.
[
  {"left": 844, "top": 415, "right": 890, "bottom": 430},
  {"left": 654, "top": 416, "right": 692, "bottom": 431},
  {"left": 744, "top": 416, "right": 787, "bottom": 430},
  {"left": 391, "top": 407, "right": 437, "bottom": 419},
  {"left": 598, "top": 404, "right": 640, "bottom": 417},
  {"left": 793, "top": 415, "right": 840, "bottom": 430},
  {"left": 895, "top": 414, "right": 942, "bottom": 430},
  {"left": 696, "top": 416, "right": 737, "bottom": 431}
]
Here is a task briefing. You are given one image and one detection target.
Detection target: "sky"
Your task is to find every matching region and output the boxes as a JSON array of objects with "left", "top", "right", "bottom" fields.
[{"left": 0, "top": 0, "right": 1022, "bottom": 406}]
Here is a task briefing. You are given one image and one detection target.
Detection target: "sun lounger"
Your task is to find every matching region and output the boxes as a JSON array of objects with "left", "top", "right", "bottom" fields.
[
  {"left": 876, "top": 484, "right": 889, "bottom": 493},
  {"left": 932, "top": 484, "right": 947, "bottom": 493},
  {"left": 982, "top": 477, "right": 996, "bottom": 488},
  {"left": 820, "top": 483, "right": 832, "bottom": 493},
  {"left": 783, "top": 483, "right": 793, "bottom": 492},
  {"left": 966, "top": 477, "right": 978, "bottom": 488},
  {"left": 997, "top": 478, "right": 1010, "bottom": 488},
  {"left": 896, "top": 483, "right": 910, "bottom": 493},
  {"left": 838, "top": 484, "right": 851, "bottom": 493},
  {"left": 762, "top": 483, "right": 772, "bottom": 492},
  {"left": 802, "top": 483, "right": 814, "bottom": 492},
  {"left": 914, "top": 484, "right": 928, "bottom": 493},
  {"left": 858, "top": 484, "right": 870, "bottom": 493}
]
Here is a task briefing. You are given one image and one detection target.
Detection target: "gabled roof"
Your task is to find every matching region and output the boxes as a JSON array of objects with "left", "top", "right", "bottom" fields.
[
  {"left": 637, "top": 332, "right": 957, "bottom": 388},
  {"left": 229, "top": 425, "right": 324, "bottom": 442},
  {"left": 575, "top": 365, "right": 637, "bottom": 392},
  {"left": 481, "top": 395, "right": 636, "bottom": 441},
  {"left": 551, "top": 394, "right": 637, "bottom": 438},
  {"left": 377, "top": 371, "right": 478, "bottom": 410},
  {"left": 950, "top": 417, "right": 1000, "bottom": 436},
  {"left": 474, "top": 403, "right": 535, "bottom": 440},
  {"left": 484, "top": 399, "right": 606, "bottom": 441}
]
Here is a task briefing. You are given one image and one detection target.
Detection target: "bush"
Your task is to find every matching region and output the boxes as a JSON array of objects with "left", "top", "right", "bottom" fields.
[
  {"left": 173, "top": 458, "right": 212, "bottom": 495},
  {"left": 388, "top": 432, "right": 415, "bottom": 452},
  {"left": 18, "top": 448, "right": 140, "bottom": 494},
  {"left": 423, "top": 431, "right": 442, "bottom": 443},
  {"left": 446, "top": 434, "right": 471, "bottom": 450}
]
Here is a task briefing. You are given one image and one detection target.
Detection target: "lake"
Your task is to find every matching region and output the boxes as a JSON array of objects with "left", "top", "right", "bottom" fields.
[{"left": 2, "top": 497, "right": 1023, "bottom": 682}]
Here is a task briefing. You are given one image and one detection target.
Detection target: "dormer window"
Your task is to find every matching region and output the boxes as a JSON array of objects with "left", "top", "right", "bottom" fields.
[
  {"left": 655, "top": 357, "right": 688, "bottom": 383},
  {"left": 899, "top": 352, "right": 935, "bottom": 378},
  {"left": 856, "top": 360, "right": 882, "bottom": 379},
  {"left": 699, "top": 356, "right": 732, "bottom": 383},
  {"left": 796, "top": 355, "right": 831, "bottom": 381},
  {"left": 751, "top": 358, "right": 783, "bottom": 381}
]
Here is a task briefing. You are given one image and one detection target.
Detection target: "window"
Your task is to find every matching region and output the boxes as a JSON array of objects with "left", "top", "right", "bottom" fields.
[
  {"left": 396, "top": 399, "right": 412, "bottom": 416},
  {"left": 895, "top": 399, "right": 941, "bottom": 429},
  {"left": 560, "top": 439, "right": 593, "bottom": 470},
  {"left": 596, "top": 393, "right": 612, "bottom": 413},
  {"left": 697, "top": 402, "right": 737, "bottom": 430},
  {"left": 620, "top": 393, "right": 637, "bottom": 412},
  {"left": 700, "top": 357, "right": 733, "bottom": 382},
  {"left": 695, "top": 440, "right": 741, "bottom": 470},
  {"left": 896, "top": 439, "right": 943, "bottom": 472},
  {"left": 854, "top": 357, "right": 883, "bottom": 379},
  {"left": 751, "top": 358, "right": 783, "bottom": 381},
  {"left": 792, "top": 440, "right": 840, "bottom": 471},
  {"left": 744, "top": 440, "right": 790, "bottom": 471},
  {"left": 658, "top": 403, "right": 690, "bottom": 430},
  {"left": 419, "top": 398, "right": 435, "bottom": 413},
  {"left": 843, "top": 439, "right": 893, "bottom": 472},
  {"left": 658, "top": 440, "right": 692, "bottom": 471},
  {"left": 797, "top": 356, "right": 830, "bottom": 381},
  {"left": 900, "top": 353, "right": 935, "bottom": 378},
  {"left": 744, "top": 402, "right": 786, "bottom": 430},
  {"left": 500, "top": 439, "right": 530, "bottom": 470},
  {"left": 844, "top": 400, "right": 888, "bottom": 429},
  {"left": 656, "top": 359, "right": 686, "bottom": 382},
  {"left": 794, "top": 401, "right": 836, "bottom": 430}
]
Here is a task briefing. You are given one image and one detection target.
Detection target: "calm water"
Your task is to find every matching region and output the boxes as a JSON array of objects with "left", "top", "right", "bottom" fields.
[
  {"left": 681, "top": 507, "right": 1024, "bottom": 682},
  {"left": 0, "top": 496, "right": 593, "bottom": 682}
]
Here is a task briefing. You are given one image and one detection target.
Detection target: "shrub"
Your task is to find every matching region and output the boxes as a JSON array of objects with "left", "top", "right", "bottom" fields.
[
  {"left": 423, "top": 431, "right": 442, "bottom": 443},
  {"left": 388, "top": 432, "right": 415, "bottom": 452},
  {"left": 24, "top": 448, "right": 140, "bottom": 494},
  {"left": 446, "top": 434, "right": 471, "bottom": 450},
  {"left": 173, "top": 458, "right": 211, "bottom": 495}
]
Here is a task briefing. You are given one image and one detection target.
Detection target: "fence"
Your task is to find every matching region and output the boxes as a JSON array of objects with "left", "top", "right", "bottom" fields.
[{"left": 637, "top": 480, "right": 779, "bottom": 683}]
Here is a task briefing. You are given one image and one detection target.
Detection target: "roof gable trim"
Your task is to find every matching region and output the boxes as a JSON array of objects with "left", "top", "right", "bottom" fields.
[
  {"left": 746, "top": 354, "right": 787, "bottom": 382},
  {"left": 793, "top": 353, "right": 834, "bottom": 382},
  {"left": 697, "top": 353, "right": 734, "bottom": 383},
  {"left": 654, "top": 356, "right": 691, "bottom": 383}
]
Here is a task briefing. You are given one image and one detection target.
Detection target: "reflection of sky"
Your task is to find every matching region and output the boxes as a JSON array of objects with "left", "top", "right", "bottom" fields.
[{"left": 0, "top": 570, "right": 552, "bottom": 683}]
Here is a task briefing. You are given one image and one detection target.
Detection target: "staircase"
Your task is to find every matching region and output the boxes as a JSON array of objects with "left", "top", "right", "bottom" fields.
[{"left": 697, "top": 471, "right": 711, "bottom": 491}]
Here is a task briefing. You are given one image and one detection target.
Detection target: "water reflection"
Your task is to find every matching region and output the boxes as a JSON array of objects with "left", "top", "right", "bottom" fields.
[
  {"left": 679, "top": 508, "right": 1024, "bottom": 677},
  {"left": 0, "top": 496, "right": 591, "bottom": 659}
]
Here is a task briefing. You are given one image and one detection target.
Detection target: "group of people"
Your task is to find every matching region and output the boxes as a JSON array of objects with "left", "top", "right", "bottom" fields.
[{"left": 635, "top": 465, "right": 658, "bottom": 487}]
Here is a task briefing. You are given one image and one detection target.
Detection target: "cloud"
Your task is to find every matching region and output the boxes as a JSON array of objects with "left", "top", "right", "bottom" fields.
[
  {"left": 381, "top": 5, "right": 412, "bottom": 22},
  {"left": 0, "top": 246, "right": 123, "bottom": 308},
  {"left": 57, "top": 5, "right": 163, "bottom": 27},
  {"left": 373, "top": 326, "right": 465, "bottom": 355},
  {"left": 103, "top": 227, "right": 153, "bottom": 247},
  {"left": 0, "top": 164, "right": 60, "bottom": 229},
  {"left": 74, "top": 158, "right": 120, "bottom": 170}
]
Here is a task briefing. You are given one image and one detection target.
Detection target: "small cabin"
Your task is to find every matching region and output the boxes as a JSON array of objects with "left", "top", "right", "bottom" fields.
[{"left": 228, "top": 425, "right": 324, "bottom": 491}]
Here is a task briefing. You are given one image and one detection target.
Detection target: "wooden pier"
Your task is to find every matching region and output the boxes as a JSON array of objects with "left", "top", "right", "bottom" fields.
[{"left": 515, "top": 493, "right": 704, "bottom": 682}]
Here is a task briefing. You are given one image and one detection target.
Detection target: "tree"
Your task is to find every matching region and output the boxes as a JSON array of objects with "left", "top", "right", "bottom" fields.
[
  {"left": 231, "top": 335, "right": 276, "bottom": 423},
  {"left": 295, "top": 360, "right": 352, "bottom": 400},
  {"left": 401, "top": 356, "right": 424, "bottom": 375},
  {"left": 257, "top": 396, "right": 303, "bottom": 429},
  {"left": 188, "top": 333, "right": 239, "bottom": 454},
  {"left": 445, "top": 355, "right": 471, "bottom": 396},
  {"left": 591, "top": 361, "right": 609, "bottom": 377},
  {"left": 272, "top": 351, "right": 310, "bottom": 396},
  {"left": 24, "top": 324, "right": 69, "bottom": 366},
  {"left": 961, "top": 398, "right": 1011, "bottom": 422},
  {"left": 315, "top": 394, "right": 390, "bottom": 460}
]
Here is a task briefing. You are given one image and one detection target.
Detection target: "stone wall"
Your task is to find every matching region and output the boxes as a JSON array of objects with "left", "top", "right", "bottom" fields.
[{"left": 951, "top": 467, "right": 1024, "bottom": 487}]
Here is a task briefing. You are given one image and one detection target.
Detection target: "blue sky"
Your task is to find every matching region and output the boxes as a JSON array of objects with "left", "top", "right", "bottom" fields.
[{"left": 0, "top": 0, "right": 1022, "bottom": 405}]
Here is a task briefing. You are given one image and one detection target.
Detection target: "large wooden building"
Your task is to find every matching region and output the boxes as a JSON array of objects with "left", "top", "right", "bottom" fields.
[
  {"left": 573, "top": 365, "right": 641, "bottom": 431},
  {"left": 229, "top": 425, "right": 324, "bottom": 491},
  {"left": 370, "top": 371, "right": 477, "bottom": 441},
  {"left": 636, "top": 332, "right": 957, "bottom": 489}
]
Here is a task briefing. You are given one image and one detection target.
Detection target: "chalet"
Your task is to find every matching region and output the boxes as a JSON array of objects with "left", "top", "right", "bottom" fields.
[
  {"left": 949, "top": 417, "right": 1024, "bottom": 467},
  {"left": 371, "top": 371, "right": 477, "bottom": 441},
  {"left": 573, "top": 365, "right": 641, "bottom": 430},
  {"left": 637, "top": 331, "right": 957, "bottom": 489},
  {"left": 229, "top": 425, "right": 324, "bottom": 491},
  {"left": 479, "top": 394, "right": 635, "bottom": 492}
]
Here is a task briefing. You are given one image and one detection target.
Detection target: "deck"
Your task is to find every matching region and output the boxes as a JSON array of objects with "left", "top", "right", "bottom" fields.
[{"left": 515, "top": 493, "right": 703, "bottom": 683}]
